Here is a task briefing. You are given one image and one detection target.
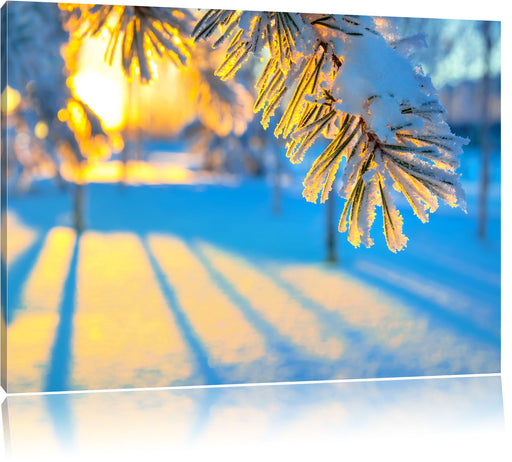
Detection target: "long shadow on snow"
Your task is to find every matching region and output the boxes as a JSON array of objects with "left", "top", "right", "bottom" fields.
[
  {"left": 8, "top": 182, "right": 501, "bottom": 357},
  {"left": 190, "top": 241, "right": 331, "bottom": 383},
  {"left": 142, "top": 239, "right": 220, "bottom": 386},
  {"left": 44, "top": 236, "right": 80, "bottom": 392},
  {"left": 6, "top": 235, "right": 45, "bottom": 325},
  {"left": 88, "top": 183, "right": 501, "bottom": 352},
  {"left": 6, "top": 187, "right": 73, "bottom": 324}
]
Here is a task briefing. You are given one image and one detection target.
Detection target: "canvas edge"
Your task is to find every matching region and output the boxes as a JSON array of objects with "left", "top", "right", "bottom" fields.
[{"left": 1, "top": 1, "right": 8, "bottom": 394}]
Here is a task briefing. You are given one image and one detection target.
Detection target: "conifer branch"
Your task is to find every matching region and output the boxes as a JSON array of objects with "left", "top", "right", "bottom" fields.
[
  {"left": 192, "top": 9, "right": 468, "bottom": 252},
  {"left": 60, "top": 4, "right": 195, "bottom": 82}
]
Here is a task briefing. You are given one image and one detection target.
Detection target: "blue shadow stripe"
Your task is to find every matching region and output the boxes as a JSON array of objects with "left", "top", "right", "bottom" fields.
[
  {"left": 190, "top": 242, "right": 328, "bottom": 382},
  {"left": 142, "top": 239, "right": 220, "bottom": 385},
  {"left": 44, "top": 235, "right": 80, "bottom": 392},
  {"left": 6, "top": 235, "right": 45, "bottom": 325}
]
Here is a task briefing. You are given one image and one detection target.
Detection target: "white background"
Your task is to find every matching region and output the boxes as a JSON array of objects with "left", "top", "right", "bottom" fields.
[{"left": 0, "top": 0, "right": 509, "bottom": 460}]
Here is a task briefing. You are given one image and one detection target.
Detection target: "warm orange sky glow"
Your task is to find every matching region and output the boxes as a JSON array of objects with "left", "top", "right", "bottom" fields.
[
  {"left": 67, "top": 32, "right": 196, "bottom": 138},
  {"left": 67, "top": 34, "right": 128, "bottom": 132},
  {"left": 59, "top": 160, "right": 197, "bottom": 185},
  {"left": 70, "top": 69, "right": 126, "bottom": 131}
]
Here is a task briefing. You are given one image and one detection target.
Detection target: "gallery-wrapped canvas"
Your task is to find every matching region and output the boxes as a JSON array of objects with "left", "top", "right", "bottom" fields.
[{"left": 0, "top": 1, "right": 501, "bottom": 393}]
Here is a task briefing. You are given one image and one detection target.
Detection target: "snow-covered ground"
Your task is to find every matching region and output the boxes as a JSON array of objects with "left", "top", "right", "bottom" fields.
[{"left": 5, "top": 146, "right": 500, "bottom": 393}]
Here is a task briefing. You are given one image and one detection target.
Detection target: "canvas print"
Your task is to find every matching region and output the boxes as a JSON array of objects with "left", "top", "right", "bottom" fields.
[{"left": 0, "top": 2, "right": 501, "bottom": 393}]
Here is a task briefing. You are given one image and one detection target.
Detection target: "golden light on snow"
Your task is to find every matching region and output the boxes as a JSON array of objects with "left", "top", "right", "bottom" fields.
[
  {"left": 8, "top": 227, "right": 76, "bottom": 392},
  {"left": 72, "top": 232, "right": 195, "bottom": 390},
  {"left": 59, "top": 160, "right": 198, "bottom": 185},
  {"left": 199, "top": 243, "right": 345, "bottom": 360},
  {"left": 147, "top": 235, "right": 268, "bottom": 375}
]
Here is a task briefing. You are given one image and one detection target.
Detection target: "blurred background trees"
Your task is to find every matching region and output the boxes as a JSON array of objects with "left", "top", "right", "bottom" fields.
[
  {"left": 389, "top": 17, "right": 501, "bottom": 241},
  {"left": 1, "top": 3, "right": 501, "bottom": 261}
]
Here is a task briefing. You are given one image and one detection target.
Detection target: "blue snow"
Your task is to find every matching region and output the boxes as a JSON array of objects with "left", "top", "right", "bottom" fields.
[{"left": 5, "top": 145, "right": 501, "bottom": 392}]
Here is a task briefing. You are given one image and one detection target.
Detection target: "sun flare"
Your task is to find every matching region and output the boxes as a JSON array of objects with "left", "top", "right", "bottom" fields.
[{"left": 69, "top": 70, "right": 126, "bottom": 131}]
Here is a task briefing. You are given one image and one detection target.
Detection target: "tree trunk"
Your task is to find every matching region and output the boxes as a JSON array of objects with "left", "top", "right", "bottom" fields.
[
  {"left": 120, "top": 143, "right": 128, "bottom": 186},
  {"left": 326, "top": 190, "right": 337, "bottom": 264},
  {"left": 121, "top": 79, "right": 135, "bottom": 186},
  {"left": 477, "top": 21, "right": 492, "bottom": 241},
  {"left": 73, "top": 165, "right": 84, "bottom": 234},
  {"left": 272, "top": 149, "right": 281, "bottom": 215},
  {"left": 135, "top": 81, "right": 143, "bottom": 161}
]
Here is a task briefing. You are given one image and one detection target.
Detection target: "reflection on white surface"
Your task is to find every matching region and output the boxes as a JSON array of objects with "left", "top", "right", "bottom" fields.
[{"left": 2, "top": 375, "right": 505, "bottom": 461}]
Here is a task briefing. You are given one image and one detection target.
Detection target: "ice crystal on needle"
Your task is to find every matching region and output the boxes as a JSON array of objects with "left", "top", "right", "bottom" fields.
[
  {"left": 194, "top": 11, "right": 468, "bottom": 252},
  {"left": 64, "top": 6, "right": 468, "bottom": 252}
]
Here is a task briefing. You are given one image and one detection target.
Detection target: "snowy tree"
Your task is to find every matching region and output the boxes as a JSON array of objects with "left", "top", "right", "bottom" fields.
[
  {"left": 7, "top": 5, "right": 469, "bottom": 252},
  {"left": 2, "top": 2, "right": 117, "bottom": 232},
  {"left": 192, "top": 11, "right": 469, "bottom": 252},
  {"left": 59, "top": 4, "right": 196, "bottom": 83},
  {"left": 180, "top": 47, "right": 288, "bottom": 211},
  {"left": 2, "top": 2, "right": 71, "bottom": 189},
  {"left": 60, "top": 4, "right": 256, "bottom": 157},
  {"left": 387, "top": 17, "right": 500, "bottom": 241},
  {"left": 477, "top": 20, "right": 495, "bottom": 241},
  {"left": 60, "top": 5, "right": 263, "bottom": 174}
]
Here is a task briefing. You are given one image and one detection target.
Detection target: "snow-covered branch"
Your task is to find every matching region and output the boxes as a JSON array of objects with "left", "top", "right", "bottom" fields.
[
  {"left": 193, "top": 10, "right": 468, "bottom": 252},
  {"left": 60, "top": 4, "right": 196, "bottom": 82}
]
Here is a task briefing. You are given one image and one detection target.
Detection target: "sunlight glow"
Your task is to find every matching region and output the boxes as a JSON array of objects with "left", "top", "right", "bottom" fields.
[
  {"left": 145, "top": 48, "right": 159, "bottom": 80},
  {"left": 63, "top": 99, "right": 112, "bottom": 161},
  {"left": 64, "top": 31, "right": 196, "bottom": 139},
  {"left": 59, "top": 160, "right": 197, "bottom": 185},
  {"left": 70, "top": 70, "right": 126, "bottom": 130},
  {"left": 72, "top": 232, "right": 194, "bottom": 390},
  {"left": 57, "top": 108, "right": 69, "bottom": 122},
  {"left": 34, "top": 121, "right": 49, "bottom": 139},
  {"left": 147, "top": 235, "right": 267, "bottom": 378},
  {"left": 199, "top": 243, "right": 345, "bottom": 360},
  {"left": 8, "top": 227, "right": 77, "bottom": 392}
]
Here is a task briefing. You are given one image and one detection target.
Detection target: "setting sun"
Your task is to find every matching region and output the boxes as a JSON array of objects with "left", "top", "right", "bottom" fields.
[{"left": 70, "top": 70, "right": 126, "bottom": 131}]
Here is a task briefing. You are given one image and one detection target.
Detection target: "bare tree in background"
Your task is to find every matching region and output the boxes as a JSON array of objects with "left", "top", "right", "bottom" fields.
[
  {"left": 326, "top": 183, "right": 337, "bottom": 264},
  {"left": 477, "top": 21, "right": 493, "bottom": 241}
]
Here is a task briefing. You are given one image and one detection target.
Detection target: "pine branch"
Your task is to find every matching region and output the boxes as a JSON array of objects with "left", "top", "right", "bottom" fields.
[
  {"left": 60, "top": 4, "right": 195, "bottom": 82},
  {"left": 192, "top": 9, "right": 469, "bottom": 251}
]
